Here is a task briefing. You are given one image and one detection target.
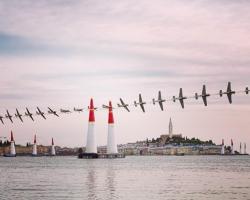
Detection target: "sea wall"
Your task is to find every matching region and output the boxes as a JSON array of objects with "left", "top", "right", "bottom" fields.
[
  {"left": 0, "top": 145, "right": 50, "bottom": 156},
  {"left": 119, "top": 145, "right": 222, "bottom": 155},
  {"left": 1, "top": 145, "right": 222, "bottom": 156}
]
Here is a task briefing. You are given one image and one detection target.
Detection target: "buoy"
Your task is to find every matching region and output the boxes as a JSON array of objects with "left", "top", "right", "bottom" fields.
[
  {"left": 32, "top": 134, "right": 37, "bottom": 156},
  {"left": 51, "top": 138, "right": 56, "bottom": 156},
  {"left": 10, "top": 131, "right": 16, "bottom": 156}
]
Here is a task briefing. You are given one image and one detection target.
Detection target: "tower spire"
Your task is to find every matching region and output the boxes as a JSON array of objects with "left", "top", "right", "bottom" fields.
[{"left": 169, "top": 118, "right": 173, "bottom": 138}]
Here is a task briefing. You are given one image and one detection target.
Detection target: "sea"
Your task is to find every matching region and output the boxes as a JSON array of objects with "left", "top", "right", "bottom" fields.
[{"left": 0, "top": 155, "right": 250, "bottom": 200}]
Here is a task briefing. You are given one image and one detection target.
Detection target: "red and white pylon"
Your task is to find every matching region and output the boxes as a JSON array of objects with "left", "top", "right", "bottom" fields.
[
  {"left": 10, "top": 130, "right": 16, "bottom": 156},
  {"left": 51, "top": 137, "right": 56, "bottom": 156},
  {"left": 107, "top": 101, "right": 118, "bottom": 154},
  {"left": 32, "top": 134, "right": 37, "bottom": 156},
  {"left": 85, "top": 98, "right": 97, "bottom": 153}
]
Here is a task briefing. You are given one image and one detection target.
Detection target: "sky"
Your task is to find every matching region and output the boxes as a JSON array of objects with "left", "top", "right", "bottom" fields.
[{"left": 0, "top": 0, "right": 250, "bottom": 151}]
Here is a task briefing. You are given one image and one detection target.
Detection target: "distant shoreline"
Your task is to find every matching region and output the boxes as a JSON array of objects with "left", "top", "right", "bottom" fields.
[{"left": 1, "top": 144, "right": 248, "bottom": 157}]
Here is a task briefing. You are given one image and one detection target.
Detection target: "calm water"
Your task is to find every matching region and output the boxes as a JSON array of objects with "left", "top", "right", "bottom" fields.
[{"left": 0, "top": 156, "right": 250, "bottom": 200}]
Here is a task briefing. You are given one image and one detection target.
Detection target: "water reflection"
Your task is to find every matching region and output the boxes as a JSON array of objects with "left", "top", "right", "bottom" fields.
[
  {"left": 105, "top": 163, "right": 117, "bottom": 200},
  {"left": 86, "top": 163, "right": 98, "bottom": 200},
  {"left": 1, "top": 156, "right": 250, "bottom": 200},
  {"left": 84, "top": 161, "right": 118, "bottom": 200}
]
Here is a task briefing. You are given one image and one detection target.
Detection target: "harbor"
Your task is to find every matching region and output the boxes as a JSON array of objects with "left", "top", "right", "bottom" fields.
[{"left": 1, "top": 114, "right": 248, "bottom": 157}]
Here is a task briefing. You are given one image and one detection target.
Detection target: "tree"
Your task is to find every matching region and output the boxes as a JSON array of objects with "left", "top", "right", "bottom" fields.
[{"left": 78, "top": 148, "right": 83, "bottom": 154}]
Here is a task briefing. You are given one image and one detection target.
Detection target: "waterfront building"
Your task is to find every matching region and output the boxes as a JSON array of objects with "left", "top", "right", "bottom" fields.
[{"left": 160, "top": 118, "right": 182, "bottom": 145}]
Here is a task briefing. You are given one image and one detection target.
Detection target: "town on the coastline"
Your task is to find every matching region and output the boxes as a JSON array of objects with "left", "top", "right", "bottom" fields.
[
  {"left": 103, "top": 118, "right": 248, "bottom": 156},
  {"left": 0, "top": 118, "right": 248, "bottom": 157}
]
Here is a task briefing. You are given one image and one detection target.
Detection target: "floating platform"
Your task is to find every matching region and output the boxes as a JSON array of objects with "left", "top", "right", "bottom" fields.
[
  {"left": 78, "top": 153, "right": 99, "bottom": 159},
  {"left": 31, "top": 154, "right": 43, "bottom": 157},
  {"left": 176, "top": 153, "right": 185, "bottom": 156},
  {"left": 78, "top": 153, "right": 125, "bottom": 159},
  {"left": 98, "top": 153, "right": 125, "bottom": 159},
  {"left": 3, "top": 154, "right": 16, "bottom": 157}
]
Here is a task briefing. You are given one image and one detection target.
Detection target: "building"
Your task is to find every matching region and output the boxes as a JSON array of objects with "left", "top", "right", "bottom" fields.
[{"left": 160, "top": 118, "right": 182, "bottom": 145}]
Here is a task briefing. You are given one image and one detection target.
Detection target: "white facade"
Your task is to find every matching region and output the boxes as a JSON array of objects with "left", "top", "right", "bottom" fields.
[
  {"left": 107, "top": 124, "right": 118, "bottom": 154},
  {"left": 221, "top": 145, "right": 225, "bottom": 155},
  {"left": 169, "top": 118, "right": 173, "bottom": 138},
  {"left": 86, "top": 123, "right": 97, "bottom": 153}
]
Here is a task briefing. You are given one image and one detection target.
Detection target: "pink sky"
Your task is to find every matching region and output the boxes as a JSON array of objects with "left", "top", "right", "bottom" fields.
[{"left": 0, "top": 0, "right": 249, "bottom": 151}]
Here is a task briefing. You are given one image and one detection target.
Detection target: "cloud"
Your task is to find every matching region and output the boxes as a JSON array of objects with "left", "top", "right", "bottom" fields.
[{"left": 0, "top": 32, "right": 79, "bottom": 56}]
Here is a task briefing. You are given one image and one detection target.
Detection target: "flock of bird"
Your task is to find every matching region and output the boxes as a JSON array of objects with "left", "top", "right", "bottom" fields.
[{"left": 0, "top": 82, "right": 249, "bottom": 125}]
